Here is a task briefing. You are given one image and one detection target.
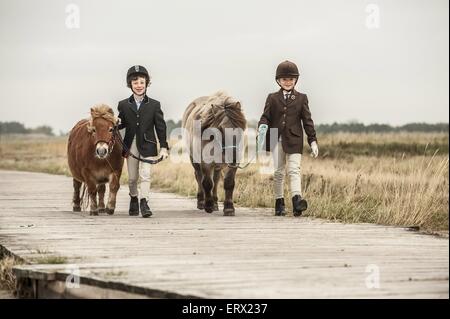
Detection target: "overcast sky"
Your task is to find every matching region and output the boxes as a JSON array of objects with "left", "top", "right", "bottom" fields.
[{"left": 0, "top": 0, "right": 448, "bottom": 134}]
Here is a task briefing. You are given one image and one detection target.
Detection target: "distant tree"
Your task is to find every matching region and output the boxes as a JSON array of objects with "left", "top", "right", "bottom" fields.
[
  {"left": 367, "top": 124, "right": 394, "bottom": 132},
  {"left": 29, "top": 125, "right": 54, "bottom": 136},
  {"left": 315, "top": 122, "right": 448, "bottom": 134},
  {"left": 166, "top": 119, "right": 182, "bottom": 135},
  {"left": 0, "top": 122, "right": 55, "bottom": 135},
  {"left": 0, "top": 122, "right": 28, "bottom": 134},
  {"left": 399, "top": 123, "right": 449, "bottom": 133}
]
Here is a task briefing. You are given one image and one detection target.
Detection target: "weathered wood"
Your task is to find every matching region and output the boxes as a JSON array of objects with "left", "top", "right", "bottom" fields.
[{"left": 0, "top": 169, "right": 448, "bottom": 298}]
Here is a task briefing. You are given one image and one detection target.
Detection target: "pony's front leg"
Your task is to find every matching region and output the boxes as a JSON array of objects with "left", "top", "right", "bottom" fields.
[
  {"left": 86, "top": 180, "right": 98, "bottom": 216},
  {"left": 223, "top": 166, "right": 237, "bottom": 216},
  {"left": 72, "top": 178, "right": 82, "bottom": 212},
  {"left": 192, "top": 162, "right": 205, "bottom": 210},
  {"left": 97, "top": 184, "right": 106, "bottom": 213},
  {"left": 212, "top": 167, "right": 222, "bottom": 211},
  {"left": 201, "top": 164, "right": 214, "bottom": 213},
  {"left": 106, "top": 173, "right": 120, "bottom": 215}
]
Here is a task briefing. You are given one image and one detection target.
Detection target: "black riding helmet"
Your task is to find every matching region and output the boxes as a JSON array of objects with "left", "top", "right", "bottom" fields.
[
  {"left": 275, "top": 60, "right": 299, "bottom": 83},
  {"left": 126, "top": 65, "right": 150, "bottom": 88}
]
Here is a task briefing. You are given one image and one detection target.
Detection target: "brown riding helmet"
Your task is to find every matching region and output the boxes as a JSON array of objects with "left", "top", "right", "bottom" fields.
[{"left": 275, "top": 60, "right": 300, "bottom": 80}]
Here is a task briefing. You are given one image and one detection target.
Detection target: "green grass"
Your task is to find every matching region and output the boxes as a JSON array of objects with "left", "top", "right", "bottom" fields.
[{"left": 32, "top": 256, "right": 68, "bottom": 265}]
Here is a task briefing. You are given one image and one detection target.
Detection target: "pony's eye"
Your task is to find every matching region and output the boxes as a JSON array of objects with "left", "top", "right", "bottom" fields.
[
  {"left": 109, "top": 127, "right": 113, "bottom": 133},
  {"left": 92, "top": 128, "right": 96, "bottom": 133}
]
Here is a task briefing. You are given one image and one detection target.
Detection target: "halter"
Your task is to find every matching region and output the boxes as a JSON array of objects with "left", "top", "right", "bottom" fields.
[
  {"left": 209, "top": 103, "right": 258, "bottom": 170},
  {"left": 95, "top": 136, "right": 116, "bottom": 154},
  {"left": 89, "top": 120, "right": 117, "bottom": 155}
]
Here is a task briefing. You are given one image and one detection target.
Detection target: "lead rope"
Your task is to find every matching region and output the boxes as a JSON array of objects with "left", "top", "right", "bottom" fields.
[
  {"left": 226, "top": 134, "right": 261, "bottom": 170},
  {"left": 113, "top": 127, "right": 164, "bottom": 164}
]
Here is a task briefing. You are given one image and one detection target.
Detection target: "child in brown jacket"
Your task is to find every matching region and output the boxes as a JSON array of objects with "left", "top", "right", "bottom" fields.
[{"left": 258, "top": 60, "right": 319, "bottom": 216}]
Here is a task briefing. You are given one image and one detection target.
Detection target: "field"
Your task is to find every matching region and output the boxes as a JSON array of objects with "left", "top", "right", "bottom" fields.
[{"left": 0, "top": 132, "right": 448, "bottom": 233}]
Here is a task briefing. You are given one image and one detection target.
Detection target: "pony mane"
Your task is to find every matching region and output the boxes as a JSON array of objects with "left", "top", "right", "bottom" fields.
[
  {"left": 201, "top": 91, "right": 246, "bottom": 130},
  {"left": 89, "top": 104, "right": 118, "bottom": 126}
]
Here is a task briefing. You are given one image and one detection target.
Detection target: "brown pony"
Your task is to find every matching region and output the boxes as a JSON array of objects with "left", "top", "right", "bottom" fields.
[
  {"left": 67, "top": 104, "right": 123, "bottom": 215},
  {"left": 182, "top": 91, "right": 247, "bottom": 216}
]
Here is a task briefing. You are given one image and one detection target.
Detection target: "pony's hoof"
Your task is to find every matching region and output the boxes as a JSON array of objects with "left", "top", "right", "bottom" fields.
[
  {"left": 105, "top": 208, "right": 114, "bottom": 215},
  {"left": 98, "top": 208, "right": 105, "bottom": 214},
  {"left": 73, "top": 206, "right": 81, "bottom": 212},
  {"left": 223, "top": 203, "right": 235, "bottom": 216},
  {"left": 89, "top": 211, "right": 98, "bottom": 216},
  {"left": 223, "top": 209, "right": 235, "bottom": 216},
  {"left": 204, "top": 200, "right": 214, "bottom": 213},
  {"left": 213, "top": 202, "right": 219, "bottom": 211},
  {"left": 197, "top": 200, "right": 205, "bottom": 210}
]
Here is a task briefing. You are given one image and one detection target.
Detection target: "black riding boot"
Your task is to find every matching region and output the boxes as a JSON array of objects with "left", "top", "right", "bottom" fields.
[
  {"left": 275, "top": 198, "right": 286, "bottom": 216},
  {"left": 140, "top": 198, "right": 153, "bottom": 218},
  {"left": 292, "top": 195, "right": 308, "bottom": 217},
  {"left": 129, "top": 195, "right": 139, "bottom": 216}
]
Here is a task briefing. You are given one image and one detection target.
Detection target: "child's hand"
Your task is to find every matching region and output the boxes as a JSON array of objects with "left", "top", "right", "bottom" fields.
[
  {"left": 258, "top": 124, "right": 268, "bottom": 134},
  {"left": 257, "top": 124, "right": 268, "bottom": 150},
  {"left": 310, "top": 141, "right": 319, "bottom": 158},
  {"left": 160, "top": 147, "right": 169, "bottom": 160}
]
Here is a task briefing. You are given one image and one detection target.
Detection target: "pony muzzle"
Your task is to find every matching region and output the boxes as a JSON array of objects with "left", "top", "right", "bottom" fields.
[{"left": 95, "top": 142, "right": 109, "bottom": 159}]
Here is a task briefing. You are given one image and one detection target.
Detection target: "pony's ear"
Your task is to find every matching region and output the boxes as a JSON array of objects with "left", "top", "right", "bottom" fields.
[
  {"left": 235, "top": 102, "right": 241, "bottom": 110},
  {"left": 115, "top": 117, "right": 121, "bottom": 126}
]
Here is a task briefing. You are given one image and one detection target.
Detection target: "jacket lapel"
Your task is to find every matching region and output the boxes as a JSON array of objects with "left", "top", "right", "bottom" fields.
[
  {"left": 277, "top": 89, "right": 288, "bottom": 106},
  {"left": 127, "top": 95, "right": 150, "bottom": 114},
  {"left": 127, "top": 95, "right": 138, "bottom": 114},
  {"left": 138, "top": 95, "right": 150, "bottom": 114},
  {"left": 286, "top": 89, "right": 298, "bottom": 105}
]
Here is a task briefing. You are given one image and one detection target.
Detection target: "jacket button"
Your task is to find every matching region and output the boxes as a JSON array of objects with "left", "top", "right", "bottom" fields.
[
  {"left": 137, "top": 115, "right": 139, "bottom": 118},
  {"left": 137, "top": 122, "right": 139, "bottom": 126},
  {"left": 282, "top": 121, "right": 285, "bottom": 125}
]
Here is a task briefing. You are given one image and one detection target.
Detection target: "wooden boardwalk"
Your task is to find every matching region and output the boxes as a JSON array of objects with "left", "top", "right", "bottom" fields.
[{"left": 0, "top": 170, "right": 448, "bottom": 298}]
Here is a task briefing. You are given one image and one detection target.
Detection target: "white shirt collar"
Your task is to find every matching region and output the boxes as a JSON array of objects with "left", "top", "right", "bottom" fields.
[
  {"left": 133, "top": 94, "right": 144, "bottom": 103},
  {"left": 283, "top": 90, "right": 292, "bottom": 98}
]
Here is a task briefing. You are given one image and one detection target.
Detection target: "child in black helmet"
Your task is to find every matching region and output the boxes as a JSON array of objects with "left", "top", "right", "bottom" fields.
[
  {"left": 258, "top": 60, "right": 318, "bottom": 217},
  {"left": 117, "top": 65, "right": 169, "bottom": 218}
]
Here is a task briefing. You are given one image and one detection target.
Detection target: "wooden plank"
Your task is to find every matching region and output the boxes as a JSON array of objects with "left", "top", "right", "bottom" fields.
[{"left": 0, "top": 169, "right": 448, "bottom": 298}]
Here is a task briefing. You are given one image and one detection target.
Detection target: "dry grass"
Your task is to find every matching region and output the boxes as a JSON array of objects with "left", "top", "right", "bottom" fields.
[
  {"left": 149, "top": 153, "right": 449, "bottom": 231},
  {"left": 318, "top": 131, "right": 448, "bottom": 145},
  {"left": 0, "top": 132, "right": 448, "bottom": 231},
  {"left": 0, "top": 135, "right": 69, "bottom": 176},
  {"left": 0, "top": 256, "right": 23, "bottom": 295}
]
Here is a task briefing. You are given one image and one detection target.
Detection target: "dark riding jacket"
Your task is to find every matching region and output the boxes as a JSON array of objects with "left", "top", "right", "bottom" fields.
[
  {"left": 117, "top": 95, "right": 169, "bottom": 157},
  {"left": 258, "top": 89, "right": 317, "bottom": 154}
]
